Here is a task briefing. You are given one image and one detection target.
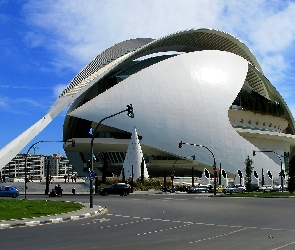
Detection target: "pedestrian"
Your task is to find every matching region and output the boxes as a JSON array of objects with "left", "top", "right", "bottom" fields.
[
  {"left": 57, "top": 184, "right": 62, "bottom": 197},
  {"left": 3, "top": 174, "right": 6, "bottom": 183},
  {"left": 74, "top": 174, "right": 77, "bottom": 182},
  {"left": 71, "top": 175, "right": 73, "bottom": 182},
  {"left": 64, "top": 174, "right": 67, "bottom": 183}
]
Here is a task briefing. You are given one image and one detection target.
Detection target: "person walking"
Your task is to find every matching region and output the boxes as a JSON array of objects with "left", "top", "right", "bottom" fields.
[{"left": 64, "top": 174, "right": 67, "bottom": 183}]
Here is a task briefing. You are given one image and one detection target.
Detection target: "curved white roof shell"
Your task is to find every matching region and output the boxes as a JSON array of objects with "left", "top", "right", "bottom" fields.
[{"left": 68, "top": 50, "right": 281, "bottom": 176}]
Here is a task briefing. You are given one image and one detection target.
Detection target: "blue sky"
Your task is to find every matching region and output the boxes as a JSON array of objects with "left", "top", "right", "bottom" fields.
[{"left": 1, "top": 0, "right": 295, "bottom": 157}]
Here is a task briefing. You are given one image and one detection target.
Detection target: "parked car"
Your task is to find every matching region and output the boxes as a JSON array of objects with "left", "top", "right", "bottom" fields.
[
  {"left": 196, "top": 185, "right": 209, "bottom": 193},
  {"left": 270, "top": 185, "right": 282, "bottom": 192},
  {"left": 98, "top": 183, "right": 130, "bottom": 196},
  {"left": 223, "top": 184, "right": 246, "bottom": 194},
  {"left": 0, "top": 186, "right": 19, "bottom": 198},
  {"left": 251, "top": 183, "right": 260, "bottom": 192},
  {"left": 259, "top": 185, "right": 273, "bottom": 192},
  {"left": 187, "top": 185, "right": 209, "bottom": 193},
  {"left": 208, "top": 185, "right": 226, "bottom": 193},
  {"left": 187, "top": 186, "right": 199, "bottom": 193}
]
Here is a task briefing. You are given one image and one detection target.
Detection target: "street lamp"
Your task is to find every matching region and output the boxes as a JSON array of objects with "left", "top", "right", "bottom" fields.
[
  {"left": 191, "top": 155, "right": 196, "bottom": 187},
  {"left": 171, "top": 159, "right": 177, "bottom": 187},
  {"left": 24, "top": 139, "right": 74, "bottom": 199},
  {"left": 253, "top": 150, "right": 287, "bottom": 192},
  {"left": 179, "top": 141, "right": 217, "bottom": 195},
  {"left": 89, "top": 104, "right": 134, "bottom": 208}
]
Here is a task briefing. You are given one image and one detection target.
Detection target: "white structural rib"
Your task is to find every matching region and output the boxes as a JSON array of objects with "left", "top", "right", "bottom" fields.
[{"left": 0, "top": 52, "right": 135, "bottom": 169}]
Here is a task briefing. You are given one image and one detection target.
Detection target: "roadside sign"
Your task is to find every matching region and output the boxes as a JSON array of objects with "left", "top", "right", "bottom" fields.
[{"left": 89, "top": 171, "right": 96, "bottom": 180}]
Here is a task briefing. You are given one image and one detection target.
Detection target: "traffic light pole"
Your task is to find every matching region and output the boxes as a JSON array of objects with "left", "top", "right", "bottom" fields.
[
  {"left": 89, "top": 105, "right": 134, "bottom": 208},
  {"left": 253, "top": 150, "right": 287, "bottom": 192},
  {"left": 24, "top": 139, "right": 73, "bottom": 199},
  {"left": 179, "top": 141, "right": 217, "bottom": 195}
]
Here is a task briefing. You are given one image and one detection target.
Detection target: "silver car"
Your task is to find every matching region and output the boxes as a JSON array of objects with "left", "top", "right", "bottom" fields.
[{"left": 223, "top": 184, "right": 246, "bottom": 194}]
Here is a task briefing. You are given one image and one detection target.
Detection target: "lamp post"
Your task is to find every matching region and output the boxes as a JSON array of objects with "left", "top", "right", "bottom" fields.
[
  {"left": 24, "top": 139, "right": 74, "bottom": 199},
  {"left": 253, "top": 150, "right": 287, "bottom": 192},
  {"left": 171, "top": 159, "right": 177, "bottom": 187},
  {"left": 191, "top": 155, "right": 195, "bottom": 187},
  {"left": 89, "top": 104, "right": 134, "bottom": 208},
  {"left": 179, "top": 141, "right": 217, "bottom": 195}
]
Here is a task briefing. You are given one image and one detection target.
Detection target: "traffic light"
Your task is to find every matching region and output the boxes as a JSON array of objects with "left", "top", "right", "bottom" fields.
[
  {"left": 87, "top": 160, "right": 92, "bottom": 173},
  {"left": 71, "top": 139, "right": 75, "bottom": 147},
  {"left": 179, "top": 141, "right": 183, "bottom": 148},
  {"left": 253, "top": 150, "right": 256, "bottom": 156},
  {"left": 213, "top": 165, "right": 218, "bottom": 172},
  {"left": 127, "top": 104, "right": 134, "bottom": 118},
  {"left": 83, "top": 160, "right": 91, "bottom": 173},
  {"left": 279, "top": 170, "right": 285, "bottom": 177}
]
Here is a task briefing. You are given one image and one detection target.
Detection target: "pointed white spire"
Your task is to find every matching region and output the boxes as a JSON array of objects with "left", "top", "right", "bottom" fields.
[{"left": 123, "top": 127, "right": 149, "bottom": 179}]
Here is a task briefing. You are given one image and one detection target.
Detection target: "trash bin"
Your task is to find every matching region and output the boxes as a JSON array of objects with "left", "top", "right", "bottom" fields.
[{"left": 72, "top": 188, "right": 75, "bottom": 195}]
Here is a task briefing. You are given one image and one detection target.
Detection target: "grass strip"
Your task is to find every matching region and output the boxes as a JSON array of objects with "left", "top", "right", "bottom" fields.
[{"left": 0, "top": 200, "right": 83, "bottom": 220}]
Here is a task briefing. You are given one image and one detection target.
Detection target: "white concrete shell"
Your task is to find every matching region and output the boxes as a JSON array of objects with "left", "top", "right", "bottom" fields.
[{"left": 69, "top": 50, "right": 279, "bottom": 176}]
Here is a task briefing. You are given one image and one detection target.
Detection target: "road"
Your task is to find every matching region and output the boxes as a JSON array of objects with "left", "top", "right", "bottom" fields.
[{"left": 1, "top": 193, "right": 294, "bottom": 250}]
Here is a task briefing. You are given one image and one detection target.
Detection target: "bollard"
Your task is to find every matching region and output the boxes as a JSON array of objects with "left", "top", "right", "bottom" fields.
[{"left": 72, "top": 188, "right": 75, "bottom": 195}]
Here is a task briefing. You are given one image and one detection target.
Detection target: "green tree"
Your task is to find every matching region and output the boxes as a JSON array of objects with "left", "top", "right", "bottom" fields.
[
  {"left": 288, "top": 155, "right": 295, "bottom": 193},
  {"left": 245, "top": 155, "right": 254, "bottom": 192}
]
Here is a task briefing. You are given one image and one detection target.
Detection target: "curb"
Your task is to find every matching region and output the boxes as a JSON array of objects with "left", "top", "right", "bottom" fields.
[{"left": 0, "top": 202, "right": 108, "bottom": 229}]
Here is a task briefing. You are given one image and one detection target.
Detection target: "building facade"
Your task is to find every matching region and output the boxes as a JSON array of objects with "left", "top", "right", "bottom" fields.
[
  {"left": 0, "top": 154, "right": 75, "bottom": 182},
  {"left": 62, "top": 29, "right": 295, "bottom": 181},
  {"left": 0, "top": 28, "right": 294, "bottom": 183}
]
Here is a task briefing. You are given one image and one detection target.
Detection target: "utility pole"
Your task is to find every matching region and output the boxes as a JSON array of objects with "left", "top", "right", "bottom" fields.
[
  {"left": 179, "top": 141, "right": 217, "bottom": 195},
  {"left": 45, "top": 157, "right": 50, "bottom": 194},
  {"left": 89, "top": 104, "right": 134, "bottom": 208}
]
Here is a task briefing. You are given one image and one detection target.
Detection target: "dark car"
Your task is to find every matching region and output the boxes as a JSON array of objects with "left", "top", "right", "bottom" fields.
[
  {"left": 98, "top": 183, "right": 130, "bottom": 196},
  {"left": 0, "top": 186, "right": 19, "bottom": 198},
  {"left": 251, "top": 183, "right": 260, "bottom": 192}
]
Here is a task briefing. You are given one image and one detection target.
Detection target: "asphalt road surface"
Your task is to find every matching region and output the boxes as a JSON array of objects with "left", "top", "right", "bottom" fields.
[{"left": 1, "top": 193, "right": 295, "bottom": 250}]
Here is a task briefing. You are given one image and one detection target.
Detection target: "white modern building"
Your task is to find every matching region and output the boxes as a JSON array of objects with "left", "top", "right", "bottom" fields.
[
  {"left": 0, "top": 154, "right": 74, "bottom": 181},
  {"left": 0, "top": 29, "right": 294, "bottom": 182},
  {"left": 1, "top": 154, "right": 45, "bottom": 181}
]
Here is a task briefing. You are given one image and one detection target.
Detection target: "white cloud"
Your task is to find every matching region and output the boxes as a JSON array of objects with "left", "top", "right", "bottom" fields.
[
  {"left": 24, "top": 31, "right": 47, "bottom": 48},
  {"left": 0, "top": 94, "right": 9, "bottom": 109},
  {"left": 249, "top": 4, "right": 295, "bottom": 54},
  {"left": 14, "top": 98, "right": 43, "bottom": 107},
  {"left": 21, "top": 1, "right": 295, "bottom": 65},
  {"left": 260, "top": 54, "right": 287, "bottom": 81},
  {"left": 22, "top": 0, "right": 225, "bottom": 69}
]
